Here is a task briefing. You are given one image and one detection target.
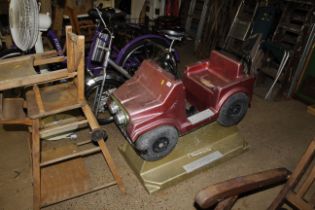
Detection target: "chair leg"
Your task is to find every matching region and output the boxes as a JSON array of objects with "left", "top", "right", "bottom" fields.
[
  {"left": 32, "top": 119, "right": 41, "bottom": 210},
  {"left": 81, "top": 104, "right": 126, "bottom": 193}
]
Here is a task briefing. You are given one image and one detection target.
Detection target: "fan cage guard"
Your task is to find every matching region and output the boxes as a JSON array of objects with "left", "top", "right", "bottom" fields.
[{"left": 9, "top": 0, "right": 39, "bottom": 51}]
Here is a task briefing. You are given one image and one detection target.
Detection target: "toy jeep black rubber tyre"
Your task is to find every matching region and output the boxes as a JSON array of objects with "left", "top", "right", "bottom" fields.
[
  {"left": 217, "top": 92, "right": 249, "bottom": 127},
  {"left": 135, "top": 126, "right": 178, "bottom": 161}
]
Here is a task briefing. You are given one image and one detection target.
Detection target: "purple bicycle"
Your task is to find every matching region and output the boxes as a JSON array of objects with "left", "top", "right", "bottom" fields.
[{"left": 85, "top": 7, "right": 183, "bottom": 124}]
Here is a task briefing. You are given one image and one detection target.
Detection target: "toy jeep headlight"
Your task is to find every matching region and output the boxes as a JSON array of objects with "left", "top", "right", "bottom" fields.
[
  {"left": 109, "top": 101, "right": 120, "bottom": 114},
  {"left": 114, "top": 110, "right": 129, "bottom": 125}
]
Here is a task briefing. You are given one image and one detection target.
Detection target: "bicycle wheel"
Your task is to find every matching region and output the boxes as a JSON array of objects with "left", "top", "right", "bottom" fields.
[
  {"left": 0, "top": 48, "right": 23, "bottom": 59},
  {"left": 85, "top": 74, "right": 123, "bottom": 124},
  {"left": 116, "top": 36, "right": 178, "bottom": 76}
]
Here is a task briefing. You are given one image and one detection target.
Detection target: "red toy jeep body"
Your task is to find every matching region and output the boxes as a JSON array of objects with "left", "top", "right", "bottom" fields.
[{"left": 109, "top": 51, "right": 255, "bottom": 160}]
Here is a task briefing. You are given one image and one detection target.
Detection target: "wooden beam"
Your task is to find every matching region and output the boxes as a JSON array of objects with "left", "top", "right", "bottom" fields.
[{"left": 32, "top": 119, "right": 41, "bottom": 210}]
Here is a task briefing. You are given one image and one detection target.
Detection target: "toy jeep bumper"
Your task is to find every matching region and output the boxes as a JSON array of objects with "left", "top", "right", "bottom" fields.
[{"left": 109, "top": 50, "right": 255, "bottom": 161}]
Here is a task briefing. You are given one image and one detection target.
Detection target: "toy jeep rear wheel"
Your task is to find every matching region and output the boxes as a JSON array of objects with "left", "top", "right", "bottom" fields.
[
  {"left": 135, "top": 126, "right": 178, "bottom": 161},
  {"left": 218, "top": 92, "right": 249, "bottom": 126}
]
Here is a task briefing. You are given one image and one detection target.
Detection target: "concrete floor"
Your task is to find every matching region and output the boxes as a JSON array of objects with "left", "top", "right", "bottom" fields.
[{"left": 1, "top": 41, "right": 315, "bottom": 210}]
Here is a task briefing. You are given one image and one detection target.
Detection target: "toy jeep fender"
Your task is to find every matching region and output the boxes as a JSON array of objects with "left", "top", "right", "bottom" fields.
[{"left": 109, "top": 50, "right": 255, "bottom": 161}]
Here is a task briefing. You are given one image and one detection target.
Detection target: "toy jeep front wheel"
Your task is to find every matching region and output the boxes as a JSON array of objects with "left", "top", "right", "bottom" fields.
[
  {"left": 135, "top": 126, "right": 178, "bottom": 161},
  {"left": 218, "top": 92, "right": 249, "bottom": 126}
]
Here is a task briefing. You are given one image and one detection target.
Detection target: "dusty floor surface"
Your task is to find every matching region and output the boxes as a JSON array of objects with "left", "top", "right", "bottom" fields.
[{"left": 1, "top": 41, "right": 315, "bottom": 210}]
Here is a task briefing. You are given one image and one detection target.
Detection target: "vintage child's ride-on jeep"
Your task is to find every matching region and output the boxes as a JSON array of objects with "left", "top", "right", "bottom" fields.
[{"left": 109, "top": 50, "right": 255, "bottom": 161}]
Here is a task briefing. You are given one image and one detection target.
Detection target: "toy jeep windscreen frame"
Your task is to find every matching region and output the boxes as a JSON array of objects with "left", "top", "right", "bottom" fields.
[{"left": 109, "top": 50, "right": 255, "bottom": 161}]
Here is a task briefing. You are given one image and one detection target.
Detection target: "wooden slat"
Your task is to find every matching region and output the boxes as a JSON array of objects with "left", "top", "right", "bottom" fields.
[
  {"left": 307, "top": 105, "right": 315, "bottom": 117},
  {"left": 34, "top": 56, "right": 65, "bottom": 66},
  {"left": 40, "top": 147, "right": 101, "bottom": 167},
  {"left": 286, "top": 191, "right": 314, "bottom": 210},
  {"left": 40, "top": 120, "right": 88, "bottom": 139},
  {"left": 268, "top": 140, "right": 315, "bottom": 210},
  {"left": 81, "top": 104, "right": 126, "bottom": 193},
  {"left": 195, "top": 168, "right": 290, "bottom": 209},
  {"left": 296, "top": 166, "right": 315, "bottom": 198},
  {"left": 33, "top": 85, "right": 45, "bottom": 114},
  {"left": 76, "top": 35, "right": 85, "bottom": 102},
  {"left": 66, "top": 26, "right": 75, "bottom": 73}
]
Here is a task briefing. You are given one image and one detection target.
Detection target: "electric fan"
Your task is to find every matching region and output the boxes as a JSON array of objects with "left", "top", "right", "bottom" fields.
[{"left": 9, "top": 0, "right": 51, "bottom": 52}]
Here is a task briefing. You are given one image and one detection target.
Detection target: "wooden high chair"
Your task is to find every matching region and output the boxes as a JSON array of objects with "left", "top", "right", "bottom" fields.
[{"left": 0, "top": 26, "right": 124, "bottom": 210}]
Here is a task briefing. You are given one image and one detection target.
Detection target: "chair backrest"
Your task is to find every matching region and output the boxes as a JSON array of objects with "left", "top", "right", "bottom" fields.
[
  {"left": 268, "top": 139, "right": 315, "bottom": 210},
  {"left": 65, "top": 26, "right": 85, "bottom": 102},
  {"left": 208, "top": 51, "right": 243, "bottom": 80},
  {"left": 195, "top": 139, "right": 315, "bottom": 210}
]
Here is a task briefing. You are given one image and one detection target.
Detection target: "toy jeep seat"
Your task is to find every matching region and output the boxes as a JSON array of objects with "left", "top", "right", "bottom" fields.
[
  {"left": 183, "top": 50, "right": 245, "bottom": 111},
  {"left": 113, "top": 60, "right": 185, "bottom": 124}
]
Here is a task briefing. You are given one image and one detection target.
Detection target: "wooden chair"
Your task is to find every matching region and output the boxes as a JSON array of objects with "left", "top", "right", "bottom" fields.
[
  {"left": 0, "top": 26, "right": 124, "bottom": 210},
  {"left": 195, "top": 139, "right": 315, "bottom": 210}
]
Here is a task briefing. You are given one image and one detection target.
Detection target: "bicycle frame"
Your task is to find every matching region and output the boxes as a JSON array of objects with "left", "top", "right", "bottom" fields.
[{"left": 86, "top": 26, "right": 180, "bottom": 78}]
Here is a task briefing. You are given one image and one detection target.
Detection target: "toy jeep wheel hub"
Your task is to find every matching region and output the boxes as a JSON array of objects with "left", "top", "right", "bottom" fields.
[
  {"left": 153, "top": 137, "right": 169, "bottom": 153},
  {"left": 134, "top": 126, "right": 178, "bottom": 161},
  {"left": 228, "top": 104, "right": 241, "bottom": 115}
]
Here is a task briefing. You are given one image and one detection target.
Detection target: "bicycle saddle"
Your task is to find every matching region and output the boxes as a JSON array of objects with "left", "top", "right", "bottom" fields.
[
  {"left": 88, "top": 8, "right": 125, "bottom": 23},
  {"left": 159, "top": 30, "right": 185, "bottom": 41}
]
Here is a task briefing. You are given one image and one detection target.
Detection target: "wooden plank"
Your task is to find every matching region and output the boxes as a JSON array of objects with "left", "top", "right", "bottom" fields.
[
  {"left": 81, "top": 104, "right": 126, "bottom": 193},
  {"left": 195, "top": 168, "right": 290, "bottom": 209},
  {"left": 286, "top": 191, "right": 314, "bottom": 210},
  {"left": 32, "top": 119, "right": 41, "bottom": 210},
  {"left": 268, "top": 139, "right": 315, "bottom": 210},
  {"left": 0, "top": 69, "right": 76, "bottom": 91},
  {"left": 40, "top": 144, "right": 90, "bottom": 207},
  {"left": 0, "top": 56, "right": 36, "bottom": 80},
  {"left": 1, "top": 98, "right": 26, "bottom": 120},
  {"left": 41, "top": 181, "right": 116, "bottom": 207},
  {"left": 26, "top": 82, "right": 83, "bottom": 119},
  {"left": 33, "top": 85, "right": 45, "bottom": 114}
]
